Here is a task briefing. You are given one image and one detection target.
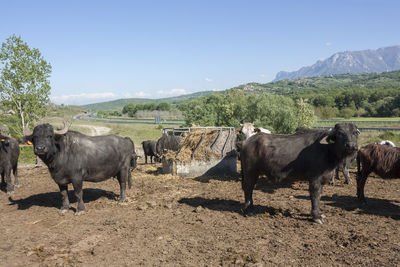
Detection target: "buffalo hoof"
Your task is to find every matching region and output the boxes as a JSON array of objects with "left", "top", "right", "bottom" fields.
[
  {"left": 58, "top": 209, "right": 69, "bottom": 215},
  {"left": 242, "top": 208, "right": 255, "bottom": 217},
  {"left": 75, "top": 210, "right": 86, "bottom": 216},
  {"left": 118, "top": 198, "right": 127, "bottom": 203},
  {"left": 14, "top": 183, "right": 21, "bottom": 188},
  {"left": 6, "top": 191, "right": 14, "bottom": 195}
]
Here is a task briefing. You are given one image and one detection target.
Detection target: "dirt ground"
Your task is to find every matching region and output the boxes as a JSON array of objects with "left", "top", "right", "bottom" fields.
[{"left": 1, "top": 161, "right": 399, "bottom": 266}]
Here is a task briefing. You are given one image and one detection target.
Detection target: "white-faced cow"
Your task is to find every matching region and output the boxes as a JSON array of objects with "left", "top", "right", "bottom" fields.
[
  {"left": 241, "top": 123, "right": 360, "bottom": 224},
  {"left": 23, "top": 123, "right": 137, "bottom": 215},
  {"left": 0, "top": 135, "right": 19, "bottom": 194},
  {"left": 356, "top": 144, "right": 400, "bottom": 203},
  {"left": 239, "top": 122, "right": 271, "bottom": 141}
]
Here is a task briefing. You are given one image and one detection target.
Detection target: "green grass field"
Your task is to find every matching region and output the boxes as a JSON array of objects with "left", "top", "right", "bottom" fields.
[
  {"left": 323, "top": 117, "right": 400, "bottom": 122},
  {"left": 315, "top": 117, "right": 400, "bottom": 128}
]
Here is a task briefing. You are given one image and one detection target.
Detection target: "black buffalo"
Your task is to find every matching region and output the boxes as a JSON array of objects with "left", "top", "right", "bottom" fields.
[
  {"left": 142, "top": 140, "right": 159, "bottom": 164},
  {"left": 241, "top": 123, "right": 360, "bottom": 223},
  {"left": 0, "top": 135, "right": 19, "bottom": 194},
  {"left": 23, "top": 123, "right": 137, "bottom": 215},
  {"left": 156, "top": 134, "right": 182, "bottom": 156}
]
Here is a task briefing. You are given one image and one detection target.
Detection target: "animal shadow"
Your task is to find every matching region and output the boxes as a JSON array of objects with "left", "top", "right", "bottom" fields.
[
  {"left": 145, "top": 167, "right": 163, "bottom": 175},
  {"left": 194, "top": 173, "right": 240, "bottom": 183},
  {"left": 254, "top": 177, "right": 296, "bottom": 194},
  {"left": 178, "top": 196, "right": 293, "bottom": 217},
  {"left": 296, "top": 194, "right": 400, "bottom": 220},
  {"left": 8, "top": 188, "right": 117, "bottom": 210}
]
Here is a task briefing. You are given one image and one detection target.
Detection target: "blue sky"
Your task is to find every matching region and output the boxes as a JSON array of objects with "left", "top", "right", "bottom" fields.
[{"left": 1, "top": 0, "right": 399, "bottom": 105}]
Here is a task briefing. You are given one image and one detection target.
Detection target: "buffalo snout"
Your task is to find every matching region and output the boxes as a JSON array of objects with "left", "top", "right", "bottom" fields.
[
  {"left": 345, "top": 143, "right": 358, "bottom": 153},
  {"left": 34, "top": 145, "right": 48, "bottom": 155}
]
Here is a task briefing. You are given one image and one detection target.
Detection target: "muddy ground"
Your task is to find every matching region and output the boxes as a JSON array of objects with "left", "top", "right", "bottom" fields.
[{"left": 0, "top": 162, "right": 399, "bottom": 266}]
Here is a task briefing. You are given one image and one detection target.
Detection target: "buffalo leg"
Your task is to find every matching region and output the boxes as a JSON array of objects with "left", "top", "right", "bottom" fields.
[
  {"left": 58, "top": 184, "right": 70, "bottom": 214},
  {"left": 309, "top": 180, "right": 324, "bottom": 223},
  {"left": 0, "top": 170, "right": 4, "bottom": 187},
  {"left": 72, "top": 180, "right": 85, "bottom": 215},
  {"left": 334, "top": 167, "right": 340, "bottom": 182},
  {"left": 145, "top": 155, "right": 148, "bottom": 164},
  {"left": 117, "top": 169, "right": 128, "bottom": 203},
  {"left": 150, "top": 155, "right": 153, "bottom": 164},
  {"left": 242, "top": 172, "right": 257, "bottom": 215},
  {"left": 13, "top": 164, "right": 19, "bottom": 187},
  {"left": 343, "top": 167, "right": 351, "bottom": 184},
  {"left": 5, "top": 167, "right": 14, "bottom": 194},
  {"left": 356, "top": 171, "right": 369, "bottom": 204}
]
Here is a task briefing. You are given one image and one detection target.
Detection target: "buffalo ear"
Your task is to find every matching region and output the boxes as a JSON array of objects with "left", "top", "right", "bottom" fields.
[
  {"left": 320, "top": 129, "right": 336, "bottom": 145},
  {"left": 19, "top": 135, "right": 33, "bottom": 144},
  {"left": 1, "top": 138, "right": 10, "bottom": 146}
]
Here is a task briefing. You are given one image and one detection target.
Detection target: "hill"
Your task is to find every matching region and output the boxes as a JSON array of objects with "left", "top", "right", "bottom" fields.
[
  {"left": 233, "top": 70, "right": 400, "bottom": 96},
  {"left": 82, "top": 71, "right": 400, "bottom": 112},
  {"left": 82, "top": 90, "right": 214, "bottom": 111},
  {"left": 274, "top": 45, "right": 400, "bottom": 81}
]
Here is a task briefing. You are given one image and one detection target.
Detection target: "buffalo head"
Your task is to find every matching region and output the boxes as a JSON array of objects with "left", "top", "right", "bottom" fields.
[
  {"left": 321, "top": 123, "right": 360, "bottom": 155},
  {"left": 23, "top": 123, "right": 69, "bottom": 157}
]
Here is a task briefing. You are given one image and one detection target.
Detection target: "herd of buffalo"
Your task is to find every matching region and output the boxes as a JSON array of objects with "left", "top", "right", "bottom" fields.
[{"left": 0, "top": 122, "right": 399, "bottom": 223}]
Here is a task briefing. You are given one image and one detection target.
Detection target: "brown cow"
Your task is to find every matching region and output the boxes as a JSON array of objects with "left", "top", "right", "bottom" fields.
[{"left": 356, "top": 144, "right": 400, "bottom": 203}]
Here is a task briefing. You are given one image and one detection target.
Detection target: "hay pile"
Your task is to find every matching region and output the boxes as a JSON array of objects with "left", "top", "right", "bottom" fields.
[{"left": 164, "top": 128, "right": 234, "bottom": 164}]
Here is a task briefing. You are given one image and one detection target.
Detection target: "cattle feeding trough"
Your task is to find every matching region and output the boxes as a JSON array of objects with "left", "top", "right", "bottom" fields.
[{"left": 161, "top": 127, "right": 237, "bottom": 177}]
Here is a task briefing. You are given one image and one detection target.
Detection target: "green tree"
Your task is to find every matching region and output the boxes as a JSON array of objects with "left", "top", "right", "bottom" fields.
[
  {"left": 0, "top": 35, "right": 51, "bottom": 134},
  {"left": 122, "top": 103, "right": 137, "bottom": 114},
  {"left": 156, "top": 102, "right": 171, "bottom": 111},
  {"left": 143, "top": 102, "right": 157, "bottom": 110},
  {"left": 295, "top": 98, "right": 316, "bottom": 129}
]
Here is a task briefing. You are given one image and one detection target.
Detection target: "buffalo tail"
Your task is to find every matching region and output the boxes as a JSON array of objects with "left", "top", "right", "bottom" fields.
[
  {"left": 128, "top": 170, "right": 132, "bottom": 189},
  {"left": 356, "top": 150, "right": 361, "bottom": 181}
]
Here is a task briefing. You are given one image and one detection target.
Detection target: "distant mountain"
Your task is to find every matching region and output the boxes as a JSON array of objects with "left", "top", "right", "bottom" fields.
[
  {"left": 274, "top": 45, "right": 400, "bottom": 81},
  {"left": 82, "top": 90, "right": 214, "bottom": 111}
]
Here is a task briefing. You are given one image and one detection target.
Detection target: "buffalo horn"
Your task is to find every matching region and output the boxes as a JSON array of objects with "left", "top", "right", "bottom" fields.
[{"left": 54, "top": 121, "right": 70, "bottom": 135}]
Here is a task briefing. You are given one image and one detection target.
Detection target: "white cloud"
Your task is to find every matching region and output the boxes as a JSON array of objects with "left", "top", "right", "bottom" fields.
[
  {"left": 325, "top": 42, "right": 332, "bottom": 46},
  {"left": 51, "top": 92, "right": 117, "bottom": 105},
  {"left": 133, "top": 91, "right": 152, "bottom": 98},
  {"left": 260, "top": 74, "right": 266, "bottom": 78},
  {"left": 51, "top": 88, "right": 191, "bottom": 105},
  {"left": 205, "top": 77, "right": 213, "bottom": 82},
  {"left": 156, "top": 88, "right": 188, "bottom": 96}
]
